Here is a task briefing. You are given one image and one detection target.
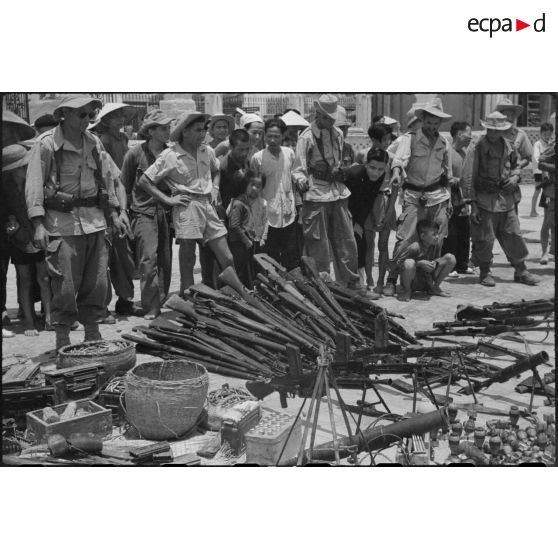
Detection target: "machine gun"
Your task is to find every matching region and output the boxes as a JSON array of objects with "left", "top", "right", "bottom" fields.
[
  {"left": 246, "top": 368, "right": 394, "bottom": 408},
  {"left": 416, "top": 323, "right": 554, "bottom": 339},
  {"left": 456, "top": 298, "right": 555, "bottom": 320},
  {"left": 459, "top": 351, "right": 549, "bottom": 394}
]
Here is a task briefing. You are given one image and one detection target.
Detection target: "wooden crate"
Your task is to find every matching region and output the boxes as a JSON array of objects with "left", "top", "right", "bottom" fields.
[{"left": 26, "top": 399, "right": 112, "bottom": 444}]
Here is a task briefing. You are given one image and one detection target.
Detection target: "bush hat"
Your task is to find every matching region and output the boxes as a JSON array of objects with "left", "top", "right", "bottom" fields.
[
  {"left": 313, "top": 94, "right": 338, "bottom": 120},
  {"left": 2, "top": 110, "right": 36, "bottom": 142},
  {"left": 2, "top": 144, "right": 31, "bottom": 172},
  {"left": 415, "top": 104, "right": 452, "bottom": 121},
  {"left": 495, "top": 98, "right": 523, "bottom": 116},
  {"left": 209, "top": 113, "right": 235, "bottom": 135},
  {"left": 170, "top": 111, "right": 210, "bottom": 142},
  {"left": 138, "top": 110, "right": 174, "bottom": 138},
  {"left": 481, "top": 111, "right": 512, "bottom": 131},
  {"left": 53, "top": 95, "right": 103, "bottom": 120}
]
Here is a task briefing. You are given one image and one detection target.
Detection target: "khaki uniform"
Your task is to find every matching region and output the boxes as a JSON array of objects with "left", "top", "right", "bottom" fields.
[
  {"left": 468, "top": 136, "right": 528, "bottom": 270},
  {"left": 26, "top": 126, "right": 117, "bottom": 327}
]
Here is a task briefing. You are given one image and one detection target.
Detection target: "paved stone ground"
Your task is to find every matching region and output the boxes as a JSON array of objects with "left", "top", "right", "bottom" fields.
[{"left": 3, "top": 184, "right": 555, "bottom": 464}]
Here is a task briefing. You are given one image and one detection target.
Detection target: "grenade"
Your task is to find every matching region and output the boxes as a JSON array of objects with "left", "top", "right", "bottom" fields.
[
  {"left": 47, "top": 434, "right": 69, "bottom": 457},
  {"left": 474, "top": 427, "right": 486, "bottom": 450},
  {"left": 517, "top": 430, "right": 528, "bottom": 442},
  {"left": 448, "top": 403, "right": 458, "bottom": 423},
  {"left": 449, "top": 433, "right": 461, "bottom": 456},
  {"left": 464, "top": 413, "right": 476, "bottom": 437},
  {"left": 509, "top": 406, "right": 520, "bottom": 428},
  {"left": 536, "top": 433, "right": 548, "bottom": 450},
  {"left": 489, "top": 435, "right": 502, "bottom": 457},
  {"left": 451, "top": 420, "right": 463, "bottom": 438},
  {"left": 526, "top": 427, "right": 537, "bottom": 440}
]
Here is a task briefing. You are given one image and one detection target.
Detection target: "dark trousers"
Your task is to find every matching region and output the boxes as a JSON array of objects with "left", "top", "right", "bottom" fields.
[
  {"left": 442, "top": 213, "right": 471, "bottom": 272},
  {"left": 198, "top": 241, "right": 221, "bottom": 289},
  {"left": 470, "top": 208, "right": 529, "bottom": 271},
  {"left": 105, "top": 229, "right": 135, "bottom": 307},
  {"left": 46, "top": 231, "right": 108, "bottom": 327},
  {"left": 133, "top": 209, "right": 171, "bottom": 313},
  {"left": 229, "top": 241, "right": 254, "bottom": 289},
  {"left": 0, "top": 249, "right": 9, "bottom": 314},
  {"left": 266, "top": 221, "right": 300, "bottom": 271}
]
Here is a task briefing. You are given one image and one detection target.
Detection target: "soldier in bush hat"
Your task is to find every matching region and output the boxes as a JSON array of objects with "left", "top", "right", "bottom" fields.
[
  {"left": 495, "top": 98, "right": 533, "bottom": 169},
  {"left": 25, "top": 95, "right": 126, "bottom": 350},
  {"left": 465, "top": 111, "right": 538, "bottom": 287},
  {"left": 292, "top": 95, "right": 369, "bottom": 295},
  {"left": 384, "top": 101, "right": 457, "bottom": 298}
]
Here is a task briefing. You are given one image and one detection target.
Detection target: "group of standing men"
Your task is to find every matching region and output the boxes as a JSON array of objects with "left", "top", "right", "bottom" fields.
[{"left": 1, "top": 93, "right": 554, "bottom": 348}]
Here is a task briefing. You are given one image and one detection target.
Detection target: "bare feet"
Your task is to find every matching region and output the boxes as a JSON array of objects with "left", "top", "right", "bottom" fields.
[
  {"left": 24, "top": 328, "right": 39, "bottom": 336},
  {"left": 145, "top": 310, "right": 161, "bottom": 321},
  {"left": 397, "top": 290, "right": 412, "bottom": 302},
  {"left": 430, "top": 286, "right": 450, "bottom": 297}
]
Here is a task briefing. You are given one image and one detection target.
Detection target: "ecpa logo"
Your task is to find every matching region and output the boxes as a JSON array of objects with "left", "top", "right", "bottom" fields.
[{"left": 468, "top": 12, "right": 546, "bottom": 37}]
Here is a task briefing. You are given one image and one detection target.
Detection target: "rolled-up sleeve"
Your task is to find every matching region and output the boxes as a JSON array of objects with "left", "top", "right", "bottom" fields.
[
  {"left": 25, "top": 139, "right": 50, "bottom": 219},
  {"left": 144, "top": 151, "right": 173, "bottom": 185},
  {"left": 517, "top": 132, "right": 533, "bottom": 161},
  {"left": 292, "top": 133, "right": 310, "bottom": 184},
  {"left": 391, "top": 133, "right": 412, "bottom": 171}
]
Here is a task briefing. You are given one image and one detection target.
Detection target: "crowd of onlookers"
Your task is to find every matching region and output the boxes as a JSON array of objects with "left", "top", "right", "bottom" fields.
[{"left": 1, "top": 95, "right": 555, "bottom": 349}]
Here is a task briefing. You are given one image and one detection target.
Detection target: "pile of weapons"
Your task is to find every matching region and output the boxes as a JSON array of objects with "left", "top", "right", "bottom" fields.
[
  {"left": 415, "top": 297, "right": 555, "bottom": 339},
  {"left": 123, "top": 255, "right": 416, "bottom": 382}
]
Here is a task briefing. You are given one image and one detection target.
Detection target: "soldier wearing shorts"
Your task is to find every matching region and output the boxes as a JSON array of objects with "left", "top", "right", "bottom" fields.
[
  {"left": 139, "top": 111, "right": 234, "bottom": 295},
  {"left": 384, "top": 102, "right": 458, "bottom": 296}
]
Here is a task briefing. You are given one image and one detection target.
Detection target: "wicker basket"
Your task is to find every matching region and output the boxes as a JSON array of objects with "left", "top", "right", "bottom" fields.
[
  {"left": 56, "top": 340, "right": 136, "bottom": 376},
  {"left": 124, "top": 360, "right": 209, "bottom": 441}
]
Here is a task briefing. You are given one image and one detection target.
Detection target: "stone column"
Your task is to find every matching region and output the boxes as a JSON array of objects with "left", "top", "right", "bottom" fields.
[
  {"left": 205, "top": 94, "right": 223, "bottom": 115},
  {"left": 355, "top": 94, "right": 372, "bottom": 132}
]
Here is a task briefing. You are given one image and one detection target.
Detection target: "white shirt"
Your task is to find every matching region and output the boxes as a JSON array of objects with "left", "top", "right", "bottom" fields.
[{"left": 251, "top": 146, "right": 296, "bottom": 229}]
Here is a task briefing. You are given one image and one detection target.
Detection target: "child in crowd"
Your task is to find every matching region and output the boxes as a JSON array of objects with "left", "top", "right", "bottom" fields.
[
  {"left": 531, "top": 122, "right": 554, "bottom": 218},
  {"left": 2, "top": 145, "right": 52, "bottom": 335},
  {"left": 227, "top": 170, "right": 263, "bottom": 288},
  {"left": 392, "top": 219, "right": 455, "bottom": 302},
  {"left": 346, "top": 147, "right": 395, "bottom": 292}
]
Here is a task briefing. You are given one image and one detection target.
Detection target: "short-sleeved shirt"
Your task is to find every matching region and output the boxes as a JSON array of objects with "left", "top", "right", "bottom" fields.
[
  {"left": 532, "top": 138, "right": 549, "bottom": 176},
  {"left": 143, "top": 143, "right": 219, "bottom": 196},
  {"left": 25, "top": 125, "right": 117, "bottom": 236},
  {"left": 120, "top": 142, "right": 171, "bottom": 216},
  {"left": 391, "top": 129, "right": 452, "bottom": 207},
  {"left": 250, "top": 146, "right": 296, "bottom": 229},
  {"left": 292, "top": 122, "right": 350, "bottom": 202}
]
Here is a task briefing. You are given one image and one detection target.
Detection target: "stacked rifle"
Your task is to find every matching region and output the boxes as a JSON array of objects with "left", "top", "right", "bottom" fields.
[
  {"left": 416, "top": 298, "right": 554, "bottom": 339},
  {"left": 123, "top": 255, "right": 416, "bottom": 383}
]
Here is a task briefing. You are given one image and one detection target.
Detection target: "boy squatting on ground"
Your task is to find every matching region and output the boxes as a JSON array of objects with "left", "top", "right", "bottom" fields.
[{"left": 391, "top": 219, "right": 455, "bottom": 302}]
